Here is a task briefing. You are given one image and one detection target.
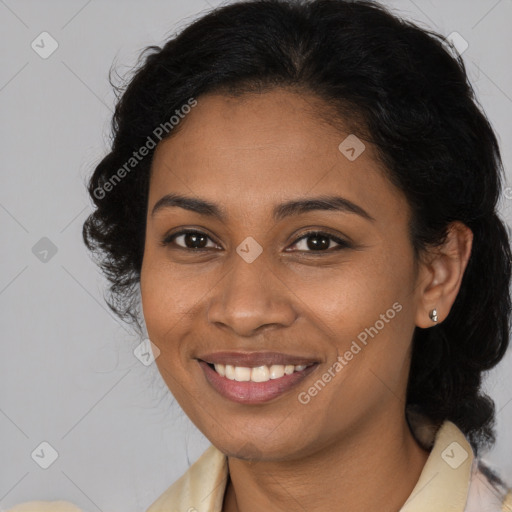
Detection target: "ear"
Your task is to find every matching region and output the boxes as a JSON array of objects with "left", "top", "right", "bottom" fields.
[{"left": 415, "top": 221, "right": 473, "bottom": 328}]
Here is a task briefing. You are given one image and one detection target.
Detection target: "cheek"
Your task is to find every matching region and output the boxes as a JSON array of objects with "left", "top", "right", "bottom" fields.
[
  {"left": 301, "top": 247, "right": 416, "bottom": 380},
  {"left": 298, "top": 249, "right": 412, "bottom": 329},
  {"left": 330, "top": 259, "right": 416, "bottom": 394},
  {"left": 140, "top": 258, "right": 182, "bottom": 355},
  {"left": 140, "top": 257, "right": 202, "bottom": 333},
  {"left": 140, "top": 262, "right": 198, "bottom": 395},
  {"left": 139, "top": 256, "right": 217, "bottom": 387}
]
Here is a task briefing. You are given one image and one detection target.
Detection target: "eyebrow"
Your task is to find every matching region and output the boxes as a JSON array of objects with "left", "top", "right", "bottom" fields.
[{"left": 151, "top": 193, "right": 375, "bottom": 222}]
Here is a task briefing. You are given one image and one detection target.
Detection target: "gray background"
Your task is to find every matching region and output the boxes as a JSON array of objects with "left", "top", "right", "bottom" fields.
[{"left": 1, "top": 0, "right": 511, "bottom": 511}]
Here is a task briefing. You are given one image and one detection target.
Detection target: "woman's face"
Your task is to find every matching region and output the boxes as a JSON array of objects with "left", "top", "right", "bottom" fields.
[{"left": 140, "top": 88, "right": 426, "bottom": 460}]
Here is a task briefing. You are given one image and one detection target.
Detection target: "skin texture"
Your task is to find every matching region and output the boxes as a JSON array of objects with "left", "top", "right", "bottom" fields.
[{"left": 140, "top": 88, "right": 473, "bottom": 512}]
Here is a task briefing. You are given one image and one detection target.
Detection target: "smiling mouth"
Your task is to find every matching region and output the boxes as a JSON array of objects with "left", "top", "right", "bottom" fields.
[
  {"left": 205, "top": 362, "right": 314, "bottom": 382},
  {"left": 198, "top": 359, "right": 320, "bottom": 404}
]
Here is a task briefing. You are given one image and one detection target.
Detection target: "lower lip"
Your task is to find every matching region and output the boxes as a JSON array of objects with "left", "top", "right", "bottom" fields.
[{"left": 198, "top": 360, "right": 319, "bottom": 404}]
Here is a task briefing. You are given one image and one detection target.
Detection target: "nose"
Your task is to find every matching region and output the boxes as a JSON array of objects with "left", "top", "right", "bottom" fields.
[{"left": 207, "top": 252, "right": 297, "bottom": 337}]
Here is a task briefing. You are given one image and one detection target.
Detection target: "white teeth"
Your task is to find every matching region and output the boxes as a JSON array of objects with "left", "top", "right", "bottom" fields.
[
  {"left": 234, "top": 366, "right": 251, "bottom": 381},
  {"left": 251, "top": 365, "right": 270, "bottom": 382},
  {"left": 285, "top": 364, "right": 295, "bottom": 375},
  {"left": 211, "top": 363, "right": 311, "bottom": 382},
  {"left": 225, "top": 364, "right": 236, "bottom": 380},
  {"left": 214, "top": 364, "right": 225, "bottom": 377},
  {"left": 269, "top": 364, "right": 285, "bottom": 379}
]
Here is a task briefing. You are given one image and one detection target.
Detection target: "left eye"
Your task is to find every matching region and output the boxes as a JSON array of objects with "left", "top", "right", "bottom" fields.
[{"left": 288, "top": 232, "right": 350, "bottom": 252}]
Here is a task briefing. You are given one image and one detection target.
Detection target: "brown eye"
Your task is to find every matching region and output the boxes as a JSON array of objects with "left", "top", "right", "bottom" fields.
[
  {"left": 289, "top": 231, "right": 351, "bottom": 252},
  {"left": 163, "top": 230, "right": 219, "bottom": 250}
]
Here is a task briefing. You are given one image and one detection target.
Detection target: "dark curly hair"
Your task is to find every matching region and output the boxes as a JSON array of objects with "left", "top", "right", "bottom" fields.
[{"left": 82, "top": 0, "right": 511, "bottom": 453}]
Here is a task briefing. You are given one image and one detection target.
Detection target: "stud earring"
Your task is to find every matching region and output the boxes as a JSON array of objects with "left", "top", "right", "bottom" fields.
[{"left": 429, "top": 308, "right": 438, "bottom": 323}]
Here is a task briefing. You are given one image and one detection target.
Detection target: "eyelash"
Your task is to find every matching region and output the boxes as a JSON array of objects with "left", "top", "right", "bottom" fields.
[{"left": 161, "top": 229, "right": 351, "bottom": 253}]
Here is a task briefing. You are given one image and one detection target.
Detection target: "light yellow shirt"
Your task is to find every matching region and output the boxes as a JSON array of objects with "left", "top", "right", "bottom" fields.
[{"left": 7, "top": 420, "right": 512, "bottom": 512}]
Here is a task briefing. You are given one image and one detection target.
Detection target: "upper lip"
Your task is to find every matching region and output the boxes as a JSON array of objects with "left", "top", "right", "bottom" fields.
[{"left": 197, "top": 351, "right": 320, "bottom": 367}]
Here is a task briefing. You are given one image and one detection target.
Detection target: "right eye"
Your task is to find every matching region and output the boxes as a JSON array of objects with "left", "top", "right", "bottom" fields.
[{"left": 161, "top": 230, "right": 221, "bottom": 251}]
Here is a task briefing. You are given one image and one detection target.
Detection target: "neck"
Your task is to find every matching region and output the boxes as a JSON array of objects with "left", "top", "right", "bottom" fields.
[{"left": 223, "top": 409, "right": 430, "bottom": 512}]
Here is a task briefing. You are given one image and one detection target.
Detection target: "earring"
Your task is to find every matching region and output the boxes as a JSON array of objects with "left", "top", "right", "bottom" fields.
[{"left": 429, "top": 308, "right": 438, "bottom": 323}]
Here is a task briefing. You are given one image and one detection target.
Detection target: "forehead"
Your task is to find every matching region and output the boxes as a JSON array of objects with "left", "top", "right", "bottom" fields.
[{"left": 148, "top": 89, "right": 407, "bottom": 222}]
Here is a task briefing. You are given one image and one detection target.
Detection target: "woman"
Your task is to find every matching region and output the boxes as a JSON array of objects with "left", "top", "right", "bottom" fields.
[{"left": 10, "top": 0, "right": 511, "bottom": 510}]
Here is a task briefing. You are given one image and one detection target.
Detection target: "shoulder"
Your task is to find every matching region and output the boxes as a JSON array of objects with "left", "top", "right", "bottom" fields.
[
  {"left": 3, "top": 501, "right": 83, "bottom": 512},
  {"left": 406, "top": 408, "right": 511, "bottom": 512}
]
